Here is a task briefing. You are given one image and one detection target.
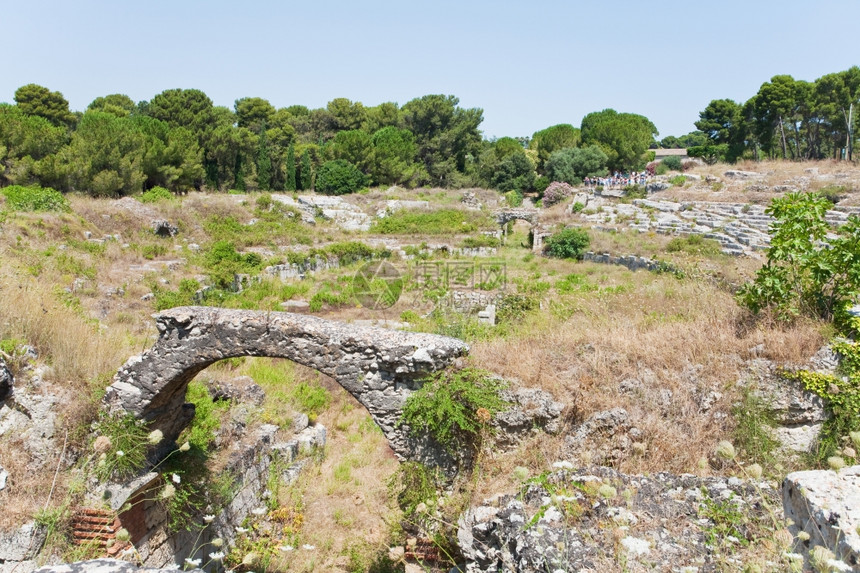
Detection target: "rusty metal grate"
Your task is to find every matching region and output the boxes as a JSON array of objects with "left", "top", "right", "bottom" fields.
[
  {"left": 71, "top": 508, "right": 130, "bottom": 557},
  {"left": 404, "top": 538, "right": 442, "bottom": 563}
]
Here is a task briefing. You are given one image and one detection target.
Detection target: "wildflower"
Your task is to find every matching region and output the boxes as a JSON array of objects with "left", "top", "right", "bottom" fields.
[
  {"left": 552, "top": 461, "right": 574, "bottom": 470},
  {"left": 251, "top": 507, "right": 267, "bottom": 516},
  {"left": 849, "top": 431, "right": 860, "bottom": 448},
  {"left": 211, "top": 537, "right": 223, "bottom": 548},
  {"left": 774, "top": 529, "right": 793, "bottom": 549},
  {"left": 598, "top": 484, "right": 617, "bottom": 499},
  {"left": 715, "top": 441, "right": 736, "bottom": 461},
  {"left": 632, "top": 442, "right": 647, "bottom": 456},
  {"left": 208, "top": 551, "right": 225, "bottom": 562},
  {"left": 747, "top": 463, "right": 763, "bottom": 479},
  {"left": 184, "top": 557, "right": 201, "bottom": 568},
  {"left": 827, "top": 559, "right": 852, "bottom": 572},
  {"left": 235, "top": 527, "right": 248, "bottom": 534},
  {"left": 161, "top": 484, "right": 176, "bottom": 500},
  {"left": 797, "top": 531, "right": 811, "bottom": 541},
  {"left": 697, "top": 457, "right": 709, "bottom": 470},
  {"left": 179, "top": 441, "right": 191, "bottom": 452},
  {"left": 242, "top": 552, "right": 259, "bottom": 566},
  {"left": 93, "top": 435, "right": 112, "bottom": 453},
  {"left": 147, "top": 429, "right": 164, "bottom": 445},
  {"left": 279, "top": 545, "right": 294, "bottom": 552},
  {"left": 172, "top": 473, "right": 181, "bottom": 484},
  {"left": 828, "top": 456, "right": 845, "bottom": 471},
  {"left": 116, "top": 528, "right": 130, "bottom": 542},
  {"left": 302, "top": 544, "right": 315, "bottom": 550},
  {"left": 842, "top": 447, "right": 856, "bottom": 458},
  {"left": 116, "top": 450, "right": 125, "bottom": 458},
  {"left": 810, "top": 545, "right": 836, "bottom": 570},
  {"left": 512, "top": 466, "right": 530, "bottom": 482},
  {"left": 203, "top": 514, "right": 215, "bottom": 523},
  {"left": 476, "top": 407, "right": 491, "bottom": 424}
]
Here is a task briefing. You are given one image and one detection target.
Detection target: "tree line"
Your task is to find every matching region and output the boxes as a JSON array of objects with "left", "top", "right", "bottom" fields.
[
  {"left": 689, "top": 67, "right": 860, "bottom": 163},
  {"left": 1, "top": 68, "right": 857, "bottom": 198}
]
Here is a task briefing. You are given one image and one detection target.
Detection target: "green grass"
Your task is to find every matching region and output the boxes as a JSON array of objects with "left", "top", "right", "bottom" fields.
[
  {"left": 371, "top": 208, "right": 492, "bottom": 235},
  {"left": 0, "top": 185, "right": 70, "bottom": 212}
]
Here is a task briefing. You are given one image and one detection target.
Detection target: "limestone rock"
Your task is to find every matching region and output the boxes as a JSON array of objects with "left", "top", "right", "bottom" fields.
[
  {"left": 0, "top": 357, "right": 11, "bottom": 401},
  {"left": 724, "top": 170, "right": 763, "bottom": 179},
  {"left": 783, "top": 465, "right": 860, "bottom": 567},
  {"left": 494, "top": 387, "right": 564, "bottom": 447},
  {"left": 150, "top": 220, "right": 177, "bottom": 237},
  {"left": 0, "top": 522, "right": 46, "bottom": 562},
  {"left": 34, "top": 559, "right": 202, "bottom": 573}
]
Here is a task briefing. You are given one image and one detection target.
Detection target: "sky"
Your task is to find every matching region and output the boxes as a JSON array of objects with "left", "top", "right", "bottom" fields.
[{"left": 3, "top": 0, "right": 859, "bottom": 141}]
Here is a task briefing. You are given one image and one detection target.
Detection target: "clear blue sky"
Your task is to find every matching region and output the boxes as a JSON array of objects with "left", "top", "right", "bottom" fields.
[{"left": 3, "top": 0, "right": 859, "bottom": 140}]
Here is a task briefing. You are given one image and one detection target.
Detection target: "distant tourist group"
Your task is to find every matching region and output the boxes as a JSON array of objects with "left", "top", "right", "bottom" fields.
[{"left": 584, "top": 171, "right": 649, "bottom": 189}]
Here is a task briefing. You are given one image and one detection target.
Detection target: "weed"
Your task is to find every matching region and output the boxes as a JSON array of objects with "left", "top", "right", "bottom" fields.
[
  {"left": 0, "top": 185, "right": 70, "bottom": 212},
  {"left": 371, "top": 208, "right": 491, "bottom": 235},
  {"left": 140, "top": 186, "right": 175, "bottom": 203}
]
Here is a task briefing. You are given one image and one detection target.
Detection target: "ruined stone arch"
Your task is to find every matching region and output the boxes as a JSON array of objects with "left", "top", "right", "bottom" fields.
[{"left": 103, "top": 307, "right": 468, "bottom": 462}]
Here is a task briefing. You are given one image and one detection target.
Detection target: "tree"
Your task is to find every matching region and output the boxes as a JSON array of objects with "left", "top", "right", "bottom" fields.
[
  {"left": 529, "top": 124, "right": 581, "bottom": 170},
  {"left": 690, "top": 99, "right": 747, "bottom": 162},
  {"left": 327, "top": 98, "right": 367, "bottom": 132},
  {"left": 235, "top": 97, "right": 276, "bottom": 134},
  {"left": 490, "top": 150, "right": 535, "bottom": 192},
  {"left": 88, "top": 94, "right": 137, "bottom": 118},
  {"left": 147, "top": 89, "right": 216, "bottom": 146},
  {"left": 738, "top": 192, "right": 860, "bottom": 325},
  {"left": 544, "top": 145, "right": 608, "bottom": 184},
  {"left": 329, "top": 129, "right": 373, "bottom": 173},
  {"left": 315, "top": 160, "right": 367, "bottom": 195},
  {"left": 370, "top": 126, "right": 416, "bottom": 186},
  {"left": 580, "top": 109, "right": 657, "bottom": 171},
  {"left": 753, "top": 75, "right": 802, "bottom": 159},
  {"left": 544, "top": 227, "right": 590, "bottom": 259},
  {"left": 257, "top": 126, "right": 272, "bottom": 190},
  {"left": 299, "top": 148, "right": 312, "bottom": 190},
  {"left": 285, "top": 143, "right": 296, "bottom": 191},
  {"left": 362, "top": 102, "right": 400, "bottom": 133},
  {"left": 0, "top": 104, "right": 68, "bottom": 185},
  {"left": 400, "top": 94, "right": 483, "bottom": 186},
  {"left": 14, "top": 84, "right": 75, "bottom": 127}
]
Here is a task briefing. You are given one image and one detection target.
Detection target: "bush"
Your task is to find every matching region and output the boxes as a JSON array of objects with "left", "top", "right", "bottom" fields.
[
  {"left": 371, "top": 209, "right": 488, "bottom": 235},
  {"left": 203, "top": 240, "right": 264, "bottom": 289},
  {"left": 817, "top": 185, "right": 847, "bottom": 205},
  {"left": 661, "top": 155, "right": 683, "bottom": 171},
  {"left": 544, "top": 227, "right": 590, "bottom": 259},
  {"left": 140, "top": 186, "right": 174, "bottom": 203},
  {"left": 542, "top": 181, "right": 575, "bottom": 207},
  {"left": 504, "top": 189, "right": 523, "bottom": 207},
  {"left": 400, "top": 368, "right": 510, "bottom": 455},
  {"left": 0, "top": 185, "right": 69, "bottom": 212},
  {"left": 544, "top": 145, "right": 608, "bottom": 185},
  {"left": 315, "top": 159, "right": 367, "bottom": 195},
  {"left": 665, "top": 234, "right": 722, "bottom": 256}
]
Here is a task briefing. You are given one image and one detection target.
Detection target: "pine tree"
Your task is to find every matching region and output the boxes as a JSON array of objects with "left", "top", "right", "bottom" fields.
[
  {"left": 234, "top": 152, "right": 246, "bottom": 191},
  {"left": 300, "top": 149, "right": 312, "bottom": 190},
  {"left": 256, "top": 126, "right": 272, "bottom": 191},
  {"left": 285, "top": 143, "right": 296, "bottom": 191}
]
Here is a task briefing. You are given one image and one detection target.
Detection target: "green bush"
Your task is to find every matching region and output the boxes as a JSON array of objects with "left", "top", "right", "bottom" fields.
[
  {"left": 668, "top": 175, "right": 687, "bottom": 186},
  {"left": 461, "top": 235, "right": 500, "bottom": 249},
  {"left": 315, "top": 159, "right": 367, "bottom": 195},
  {"left": 817, "top": 185, "right": 847, "bottom": 205},
  {"left": 0, "top": 185, "right": 69, "bottom": 212},
  {"left": 140, "top": 186, "right": 174, "bottom": 203},
  {"left": 203, "top": 240, "right": 264, "bottom": 289},
  {"left": 665, "top": 234, "right": 722, "bottom": 256},
  {"left": 544, "top": 227, "right": 590, "bottom": 259},
  {"left": 400, "top": 367, "right": 510, "bottom": 454},
  {"left": 291, "top": 381, "right": 332, "bottom": 421},
  {"left": 661, "top": 155, "right": 683, "bottom": 171}
]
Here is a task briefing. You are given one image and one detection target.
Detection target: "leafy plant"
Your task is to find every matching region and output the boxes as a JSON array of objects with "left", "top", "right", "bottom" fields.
[
  {"left": 738, "top": 192, "right": 860, "bottom": 327},
  {"left": 315, "top": 159, "right": 367, "bottom": 195},
  {"left": 665, "top": 234, "right": 722, "bottom": 256},
  {"left": 371, "top": 208, "right": 490, "bottom": 235},
  {"left": 140, "top": 186, "right": 174, "bottom": 203},
  {"left": 661, "top": 155, "right": 683, "bottom": 171},
  {"left": 542, "top": 181, "right": 575, "bottom": 207},
  {"left": 544, "top": 227, "right": 590, "bottom": 259},
  {"left": 668, "top": 175, "right": 687, "bottom": 186},
  {"left": 91, "top": 412, "right": 151, "bottom": 481},
  {"left": 400, "top": 367, "right": 510, "bottom": 455},
  {"left": 0, "top": 185, "right": 69, "bottom": 212}
]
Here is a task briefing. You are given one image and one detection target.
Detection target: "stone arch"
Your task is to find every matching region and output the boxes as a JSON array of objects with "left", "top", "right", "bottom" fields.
[{"left": 103, "top": 307, "right": 468, "bottom": 462}]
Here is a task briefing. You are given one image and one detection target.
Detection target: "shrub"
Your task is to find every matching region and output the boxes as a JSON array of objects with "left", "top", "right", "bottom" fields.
[
  {"left": 544, "top": 227, "right": 590, "bottom": 259},
  {"left": 504, "top": 189, "right": 523, "bottom": 207},
  {"left": 0, "top": 185, "right": 69, "bottom": 212},
  {"left": 668, "top": 175, "right": 687, "bottom": 186},
  {"left": 400, "top": 367, "right": 510, "bottom": 455},
  {"left": 371, "top": 209, "right": 488, "bottom": 235},
  {"left": 140, "top": 186, "right": 174, "bottom": 203},
  {"left": 623, "top": 184, "right": 647, "bottom": 199},
  {"left": 817, "top": 185, "right": 847, "bottom": 205},
  {"left": 544, "top": 145, "right": 608, "bottom": 185},
  {"left": 315, "top": 159, "right": 367, "bottom": 195},
  {"left": 461, "top": 235, "right": 500, "bottom": 249},
  {"left": 542, "top": 181, "right": 575, "bottom": 207},
  {"left": 738, "top": 192, "right": 860, "bottom": 326},
  {"left": 661, "top": 155, "right": 683, "bottom": 171},
  {"left": 665, "top": 234, "right": 722, "bottom": 256},
  {"left": 203, "top": 240, "right": 264, "bottom": 289}
]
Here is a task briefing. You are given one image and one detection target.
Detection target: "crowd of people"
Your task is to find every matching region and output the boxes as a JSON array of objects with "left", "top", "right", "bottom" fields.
[{"left": 583, "top": 171, "right": 650, "bottom": 188}]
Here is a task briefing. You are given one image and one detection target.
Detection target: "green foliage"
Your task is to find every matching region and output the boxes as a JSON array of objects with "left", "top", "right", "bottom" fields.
[
  {"left": 668, "top": 175, "right": 687, "bottom": 186},
  {"left": 698, "top": 490, "right": 751, "bottom": 549},
  {"left": 182, "top": 380, "right": 227, "bottom": 451},
  {"left": 661, "top": 155, "right": 683, "bottom": 171},
  {"left": 490, "top": 150, "right": 535, "bottom": 192},
  {"left": 504, "top": 190, "right": 523, "bottom": 207},
  {"left": 152, "top": 278, "right": 201, "bottom": 311},
  {"left": 91, "top": 413, "right": 150, "bottom": 481},
  {"left": 284, "top": 143, "right": 297, "bottom": 191},
  {"left": 14, "top": 83, "right": 76, "bottom": 127},
  {"left": 371, "top": 208, "right": 489, "bottom": 235},
  {"left": 529, "top": 124, "right": 581, "bottom": 170},
  {"left": 299, "top": 149, "right": 312, "bottom": 190},
  {"left": 387, "top": 462, "right": 443, "bottom": 516},
  {"left": 544, "top": 145, "right": 608, "bottom": 185},
  {"left": 139, "top": 186, "right": 174, "bottom": 203},
  {"left": 315, "top": 159, "right": 367, "bottom": 195},
  {"left": 203, "top": 240, "right": 264, "bottom": 288},
  {"left": 461, "top": 235, "right": 500, "bottom": 249},
  {"left": 370, "top": 126, "right": 417, "bottom": 186},
  {"left": 496, "top": 293, "right": 539, "bottom": 325},
  {"left": 400, "top": 367, "right": 510, "bottom": 454},
  {"left": 581, "top": 109, "right": 658, "bottom": 171},
  {"left": 290, "top": 381, "right": 332, "bottom": 421},
  {"left": 731, "top": 389, "right": 780, "bottom": 467},
  {"left": 1, "top": 185, "right": 69, "bottom": 211},
  {"left": 782, "top": 340, "right": 860, "bottom": 461},
  {"left": 544, "top": 227, "right": 590, "bottom": 259},
  {"left": 817, "top": 185, "right": 847, "bottom": 204},
  {"left": 694, "top": 98, "right": 745, "bottom": 162},
  {"left": 738, "top": 192, "right": 860, "bottom": 324}
]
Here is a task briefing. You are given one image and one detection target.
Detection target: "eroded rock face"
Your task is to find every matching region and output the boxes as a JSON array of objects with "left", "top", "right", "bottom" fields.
[
  {"left": 34, "top": 559, "right": 202, "bottom": 573},
  {"left": 458, "top": 466, "right": 781, "bottom": 573},
  {"left": 0, "top": 358, "right": 11, "bottom": 401},
  {"left": 103, "top": 307, "right": 468, "bottom": 463},
  {"left": 783, "top": 465, "right": 860, "bottom": 567}
]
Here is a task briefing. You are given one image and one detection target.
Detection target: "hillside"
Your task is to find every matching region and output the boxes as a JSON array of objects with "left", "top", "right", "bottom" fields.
[{"left": 0, "top": 159, "right": 859, "bottom": 572}]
